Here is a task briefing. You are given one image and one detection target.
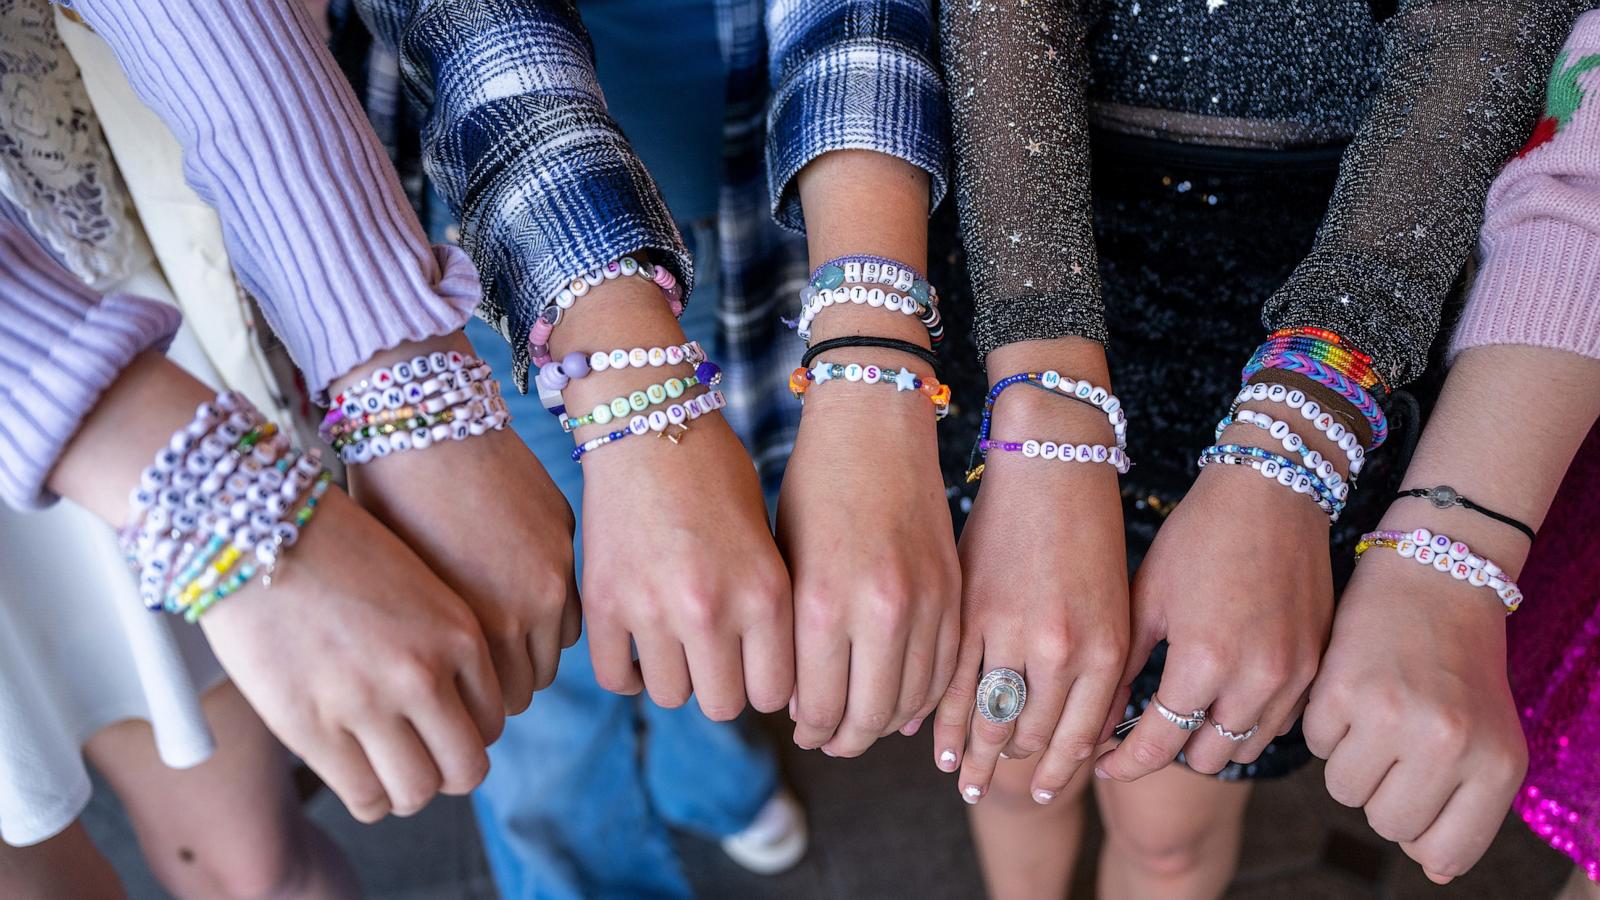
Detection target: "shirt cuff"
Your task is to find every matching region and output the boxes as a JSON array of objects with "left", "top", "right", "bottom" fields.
[{"left": 1451, "top": 220, "right": 1600, "bottom": 363}]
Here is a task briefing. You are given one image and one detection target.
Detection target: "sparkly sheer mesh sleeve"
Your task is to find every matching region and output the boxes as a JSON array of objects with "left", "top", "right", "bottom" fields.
[
  {"left": 1266, "top": 0, "right": 1587, "bottom": 388},
  {"left": 940, "top": 0, "right": 1103, "bottom": 358}
]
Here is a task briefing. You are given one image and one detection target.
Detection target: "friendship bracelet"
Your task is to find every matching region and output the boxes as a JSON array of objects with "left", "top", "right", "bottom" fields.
[
  {"left": 809, "top": 256, "right": 938, "bottom": 307},
  {"left": 528, "top": 255, "right": 685, "bottom": 366},
  {"left": 1199, "top": 444, "right": 1342, "bottom": 520},
  {"left": 323, "top": 353, "right": 493, "bottom": 437},
  {"left": 794, "top": 283, "right": 944, "bottom": 345},
  {"left": 560, "top": 361, "right": 724, "bottom": 432},
  {"left": 328, "top": 368, "right": 503, "bottom": 443},
  {"left": 1245, "top": 327, "right": 1388, "bottom": 395},
  {"left": 976, "top": 438, "right": 1131, "bottom": 473},
  {"left": 570, "top": 389, "right": 728, "bottom": 462},
  {"left": 1394, "top": 485, "right": 1536, "bottom": 543},
  {"left": 1355, "top": 528, "right": 1523, "bottom": 613},
  {"left": 1220, "top": 409, "right": 1350, "bottom": 495},
  {"left": 984, "top": 371, "right": 1127, "bottom": 449},
  {"left": 1242, "top": 349, "right": 1387, "bottom": 448},
  {"left": 800, "top": 336, "right": 938, "bottom": 372},
  {"left": 788, "top": 361, "right": 952, "bottom": 418},
  {"left": 535, "top": 342, "right": 706, "bottom": 416},
  {"left": 1223, "top": 382, "right": 1366, "bottom": 474}
]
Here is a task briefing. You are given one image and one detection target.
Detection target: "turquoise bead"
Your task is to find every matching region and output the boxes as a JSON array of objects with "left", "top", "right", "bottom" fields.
[
  {"left": 815, "top": 264, "right": 845, "bottom": 290},
  {"left": 909, "top": 281, "right": 930, "bottom": 303}
]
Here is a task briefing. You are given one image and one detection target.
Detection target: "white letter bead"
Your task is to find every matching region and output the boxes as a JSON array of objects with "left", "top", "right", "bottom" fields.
[
  {"left": 1286, "top": 390, "right": 1306, "bottom": 407},
  {"left": 1432, "top": 553, "right": 1452, "bottom": 572},
  {"left": 1039, "top": 441, "right": 1058, "bottom": 459},
  {"left": 1465, "top": 553, "right": 1485, "bottom": 569},
  {"left": 1430, "top": 534, "right": 1451, "bottom": 553},
  {"left": 1076, "top": 444, "right": 1094, "bottom": 462},
  {"left": 1451, "top": 562, "right": 1471, "bottom": 580},
  {"left": 610, "top": 349, "right": 629, "bottom": 369},
  {"left": 879, "top": 264, "right": 898, "bottom": 284},
  {"left": 867, "top": 288, "right": 885, "bottom": 307},
  {"left": 1041, "top": 370, "right": 1061, "bottom": 388},
  {"left": 1276, "top": 467, "right": 1297, "bottom": 487},
  {"left": 844, "top": 364, "right": 864, "bottom": 382},
  {"left": 1396, "top": 539, "right": 1417, "bottom": 558},
  {"left": 1448, "top": 541, "right": 1469, "bottom": 561},
  {"left": 1415, "top": 546, "right": 1435, "bottom": 564},
  {"left": 1093, "top": 445, "right": 1109, "bottom": 462},
  {"left": 1316, "top": 461, "right": 1336, "bottom": 482},
  {"left": 1251, "top": 383, "right": 1270, "bottom": 400},
  {"left": 1411, "top": 528, "right": 1433, "bottom": 545},
  {"left": 648, "top": 347, "right": 667, "bottom": 366},
  {"left": 1268, "top": 420, "right": 1291, "bottom": 440},
  {"left": 630, "top": 416, "right": 650, "bottom": 435},
  {"left": 1315, "top": 413, "right": 1334, "bottom": 430},
  {"left": 1261, "top": 459, "right": 1281, "bottom": 477},
  {"left": 843, "top": 262, "right": 862, "bottom": 282},
  {"left": 1090, "top": 387, "right": 1109, "bottom": 404},
  {"left": 862, "top": 262, "right": 880, "bottom": 282},
  {"left": 667, "top": 404, "right": 687, "bottom": 425},
  {"left": 848, "top": 286, "right": 868, "bottom": 303},
  {"left": 1327, "top": 422, "right": 1346, "bottom": 441},
  {"left": 629, "top": 348, "right": 649, "bottom": 367},
  {"left": 1468, "top": 567, "right": 1490, "bottom": 587},
  {"left": 1267, "top": 384, "right": 1288, "bottom": 402},
  {"left": 1022, "top": 440, "right": 1041, "bottom": 458},
  {"left": 863, "top": 365, "right": 881, "bottom": 384},
  {"left": 1302, "top": 401, "right": 1321, "bottom": 420},
  {"left": 648, "top": 410, "right": 669, "bottom": 431}
]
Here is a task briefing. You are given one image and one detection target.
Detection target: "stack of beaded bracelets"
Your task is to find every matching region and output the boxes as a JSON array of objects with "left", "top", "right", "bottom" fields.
[
  {"left": 795, "top": 255, "right": 944, "bottom": 346},
  {"left": 966, "top": 370, "right": 1130, "bottom": 481},
  {"left": 1216, "top": 382, "right": 1366, "bottom": 478},
  {"left": 561, "top": 360, "right": 724, "bottom": 432},
  {"left": 571, "top": 390, "right": 729, "bottom": 462},
  {"left": 528, "top": 255, "right": 685, "bottom": 367},
  {"left": 1355, "top": 528, "right": 1523, "bottom": 613},
  {"left": 122, "top": 392, "right": 333, "bottom": 621},
  {"left": 319, "top": 351, "right": 511, "bottom": 463},
  {"left": 1241, "top": 326, "right": 1388, "bottom": 448},
  {"left": 535, "top": 341, "right": 706, "bottom": 418},
  {"left": 788, "top": 359, "right": 951, "bottom": 418},
  {"left": 1198, "top": 444, "right": 1344, "bottom": 519}
]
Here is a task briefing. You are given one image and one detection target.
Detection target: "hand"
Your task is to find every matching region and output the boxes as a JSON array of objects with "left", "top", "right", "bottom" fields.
[
  {"left": 1304, "top": 542, "right": 1526, "bottom": 883},
  {"left": 1097, "top": 463, "right": 1333, "bottom": 781},
  {"left": 777, "top": 378, "right": 961, "bottom": 756},
  {"left": 201, "top": 488, "right": 505, "bottom": 822},
  {"left": 344, "top": 335, "right": 581, "bottom": 716}
]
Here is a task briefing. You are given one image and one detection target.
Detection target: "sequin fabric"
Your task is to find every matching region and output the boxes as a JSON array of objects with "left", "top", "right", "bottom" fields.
[
  {"left": 1510, "top": 423, "right": 1600, "bottom": 883},
  {"left": 940, "top": 0, "right": 1586, "bottom": 388}
]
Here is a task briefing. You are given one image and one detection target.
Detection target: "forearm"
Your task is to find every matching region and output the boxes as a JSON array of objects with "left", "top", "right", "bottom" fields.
[{"left": 1379, "top": 345, "right": 1600, "bottom": 576}]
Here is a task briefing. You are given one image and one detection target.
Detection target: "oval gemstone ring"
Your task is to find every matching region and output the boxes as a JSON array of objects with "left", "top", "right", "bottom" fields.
[{"left": 976, "top": 668, "right": 1028, "bottom": 725}]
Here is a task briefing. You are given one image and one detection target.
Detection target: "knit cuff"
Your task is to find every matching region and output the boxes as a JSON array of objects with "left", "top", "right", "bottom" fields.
[
  {"left": 1450, "top": 220, "right": 1600, "bottom": 363},
  {"left": 973, "top": 291, "right": 1108, "bottom": 359}
]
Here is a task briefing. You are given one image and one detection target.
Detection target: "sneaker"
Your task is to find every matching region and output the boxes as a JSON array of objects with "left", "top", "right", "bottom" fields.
[{"left": 720, "top": 787, "right": 808, "bottom": 875}]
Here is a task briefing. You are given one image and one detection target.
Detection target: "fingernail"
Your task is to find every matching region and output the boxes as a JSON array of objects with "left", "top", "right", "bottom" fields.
[
  {"left": 1033, "top": 789, "right": 1055, "bottom": 804},
  {"left": 1094, "top": 766, "right": 1109, "bottom": 780},
  {"left": 962, "top": 784, "right": 983, "bottom": 804},
  {"left": 788, "top": 696, "right": 796, "bottom": 721},
  {"left": 999, "top": 751, "right": 1011, "bottom": 759},
  {"left": 900, "top": 717, "right": 925, "bottom": 737},
  {"left": 938, "top": 749, "right": 958, "bottom": 771},
  {"left": 821, "top": 746, "right": 837, "bottom": 758}
]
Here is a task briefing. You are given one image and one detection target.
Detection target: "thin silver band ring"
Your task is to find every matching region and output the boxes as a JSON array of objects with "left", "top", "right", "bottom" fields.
[{"left": 1211, "top": 720, "right": 1260, "bottom": 742}]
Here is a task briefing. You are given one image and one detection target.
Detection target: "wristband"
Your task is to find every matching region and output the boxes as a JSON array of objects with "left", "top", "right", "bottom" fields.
[
  {"left": 797, "top": 255, "right": 943, "bottom": 345},
  {"left": 1244, "top": 326, "right": 1387, "bottom": 395},
  {"left": 1355, "top": 528, "right": 1523, "bottom": 612},
  {"left": 788, "top": 361, "right": 951, "bottom": 418},
  {"left": 571, "top": 389, "right": 728, "bottom": 462},
  {"left": 1392, "top": 485, "right": 1536, "bottom": 543},
  {"left": 794, "top": 283, "right": 943, "bottom": 346},
  {"left": 528, "top": 255, "right": 685, "bottom": 366},
  {"left": 560, "top": 362, "right": 723, "bottom": 432},
  {"left": 985, "top": 371, "right": 1127, "bottom": 449},
  {"left": 1243, "top": 348, "right": 1387, "bottom": 448}
]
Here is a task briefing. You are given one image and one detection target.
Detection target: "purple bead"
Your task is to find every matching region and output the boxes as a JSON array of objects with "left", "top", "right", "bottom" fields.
[
  {"left": 561, "top": 351, "right": 590, "bottom": 378},
  {"left": 695, "top": 361, "right": 722, "bottom": 385},
  {"left": 536, "top": 362, "right": 568, "bottom": 391},
  {"left": 1005, "top": 442, "right": 1022, "bottom": 451}
]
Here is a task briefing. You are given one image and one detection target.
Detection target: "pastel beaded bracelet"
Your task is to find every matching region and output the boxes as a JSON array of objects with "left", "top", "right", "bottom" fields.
[
  {"left": 536, "top": 341, "right": 706, "bottom": 415},
  {"left": 528, "top": 255, "right": 685, "bottom": 366},
  {"left": 788, "top": 360, "right": 951, "bottom": 418},
  {"left": 976, "top": 438, "right": 1131, "bottom": 474},
  {"left": 1198, "top": 444, "right": 1343, "bottom": 520},
  {"left": 1355, "top": 528, "right": 1523, "bottom": 613},
  {"left": 1221, "top": 382, "right": 1366, "bottom": 474},
  {"left": 797, "top": 255, "right": 944, "bottom": 344},
  {"left": 794, "top": 283, "right": 944, "bottom": 346},
  {"left": 987, "top": 371, "right": 1127, "bottom": 450},
  {"left": 1218, "top": 409, "right": 1350, "bottom": 496},
  {"left": 571, "top": 389, "right": 729, "bottom": 462},
  {"left": 561, "top": 361, "right": 723, "bottom": 432}
]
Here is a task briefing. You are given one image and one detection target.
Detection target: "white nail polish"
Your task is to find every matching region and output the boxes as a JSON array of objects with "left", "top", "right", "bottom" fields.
[
  {"left": 1000, "top": 751, "right": 1011, "bottom": 759},
  {"left": 939, "top": 750, "right": 958, "bottom": 768},
  {"left": 1034, "top": 789, "right": 1055, "bottom": 804},
  {"left": 963, "top": 785, "right": 983, "bottom": 804}
]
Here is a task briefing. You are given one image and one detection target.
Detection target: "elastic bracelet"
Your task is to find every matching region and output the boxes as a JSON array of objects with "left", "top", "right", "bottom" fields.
[
  {"left": 985, "top": 371, "right": 1127, "bottom": 449},
  {"left": 560, "top": 361, "right": 724, "bottom": 432},
  {"left": 1198, "top": 444, "right": 1343, "bottom": 519},
  {"left": 1219, "top": 409, "right": 1349, "bottom": 494},
  {"left": 797, "top": 255, "right": 943, "bottom": 345},
  {"left": 535, "top": 341, "right": 703, "bottom": 394},
  {"left": 795, "top": 283, "right": 943, "bottom": 345},
  {"left": 528, "top": 255, "right": 684, "bottom": 366},
  {"left": 571, "top": 389, "right": 728, "bottom": 462},
  {"left": 788, "top": 360, "right": 951, "bottom": 418},
  {"left": 1222, "top": 382, "right": 1366, "bottom": 474},
  {"left": 976, "top": 438, "right": 1131, "bottom": 473},
  {"left": 339, "top": 392, "right": 510, "bottom": 463},
  {"left": 799, "top": 336, "right": 938, "bottom": 372},
  {"left": 328, "top": 367, "right": 501, "bottom": 443},
  {"left": 1355, "top": 528, "right": 1523, "bottom": 613},
  {"left": 1245, "top": 327, "right": 1388, "bottom": 395},
  {"left": 1242, "top": 349, "right": 1387, "bottom": 448},
  {"left": 809, "top": 256, "right": 938, "bottom": 306},
  {"left": 1393, "top": 485, "right": 1536, "bottom": 543}
]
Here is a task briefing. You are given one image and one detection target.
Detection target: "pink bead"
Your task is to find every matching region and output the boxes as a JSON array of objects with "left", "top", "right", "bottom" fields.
[{"left": 529, "top": 319, "right": 554, "bottom": 344}]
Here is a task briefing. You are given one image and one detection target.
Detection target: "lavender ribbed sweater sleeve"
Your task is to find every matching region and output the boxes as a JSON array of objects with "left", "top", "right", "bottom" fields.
[
  {"left": 0, "top": 217, "right": 180, "bottom": 510},
  {"left": 1452, "top": 11, "right": 1600, "bottom": 363},
  {"left": 63, "top": 0, "right": 481, "bottom": 395}
]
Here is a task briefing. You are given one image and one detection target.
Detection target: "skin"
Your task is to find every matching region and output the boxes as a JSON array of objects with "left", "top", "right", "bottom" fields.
[
  {"left": 1305, "top": 345, "right": 1600, "bottom": 883},
  {"left": 777, "top": 149, "right": 962, "bottom": 755},
  {"left": 932, "top": 337, "right": 1129, "bottom": 803},
  {"left": 345, "top": 334, "right": 583, "bottom": 715},
  {"left": 49, "top": 351, "right": 504, "bottom": 824}
]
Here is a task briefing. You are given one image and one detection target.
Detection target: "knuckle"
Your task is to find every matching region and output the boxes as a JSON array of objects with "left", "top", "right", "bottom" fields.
[
  {"left": 1082, "top": 645, "right": 1126, "bottom": 675},
  {"left": 1011, "top": 728, "right": 1051, "bottom": 755},
  {"left": 865, "top": 590, "right": 912, "bottom": 631},
  {"left": 898, "top": 691, "right": 930, "bottom": 722},
  {"left": 973, "top": 718, "right": 1013, "bottom": 746},
  {"left": 799, "top": 708, "right": 841, "bottom": 734},
  {"left": 1129, "top": 739, "right": 1170, "bottom": 770},
  {"left": 1253, "top": 648, "right": 1296, "bottom": 685},
  {"left": 1423, "top": 710, "right": 1472, "bottom": 754},
  {"left": 650, "top": 686, "right": 692, "bottom": 709},
  {"left": 1325, "top": 778, "right": 1365, "bottom": 808},
  {"left": 855, "top": 709, "right": 896, "bottom": 736},
  {"left": 678, "top": 592, "right": 722, "bottom": 635},
  {"left": 390, "top": 655, "right": 447, "bottom": 697},
  {"left": 699, "top": 699, "right": 746, "bottom": 722},
  {"left": 593, "top": 666, "right": 637, "bottom": 695},
  {"left": 1185, "top": 646, "right": 1230, "bottom": 683},
  {"left": 1056, "top": 737, "right": 1098, "bottom": 764},
  {"left": 1367, "top": 812, "right": 1422, "bottom": 844}
]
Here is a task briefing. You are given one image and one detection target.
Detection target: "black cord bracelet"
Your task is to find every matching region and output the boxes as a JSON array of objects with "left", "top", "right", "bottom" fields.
[
  {"left": 800, "top": 336, "right": 939, "bottom": 373},
  {"left": 1394, "top": 485, "right": 1536, "bottom": 542}
]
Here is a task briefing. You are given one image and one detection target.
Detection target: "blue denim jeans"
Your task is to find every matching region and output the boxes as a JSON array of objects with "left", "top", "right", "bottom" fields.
[{"left": 464, "top": 225, "right": 778, "bottom": 899}]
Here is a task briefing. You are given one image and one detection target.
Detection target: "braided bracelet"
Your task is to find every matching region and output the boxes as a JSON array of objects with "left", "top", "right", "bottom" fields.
[
  {"left": 788, "top": 361, "right": 951, "bottom": 418},
  {"left": 1245, "top": 327, "right": 1387, "bottom": 395},
  {"left": 571, "top": 389, "right": 728, "bottom": 462},
  {"left": 1221, "top": 382, "right": 1366, "bottom": 474},
  {"left": 560, "top": 361, "right": 723, "bottom": 432},
  {"left": 1198, "top": 444, "right": 1343, "bottom": 520},
  {"left": 528, "top": 255, "right": 685, "bottom": 366},
  {"left": 1219, "top": 409, "right": 1350, "bottom": 495},
  {"left": 1355, "top": 528, "right": 1523, "bottom": 613},
  {"left": 1243, "top": 349, "right": 1387, "bottom": 448}
]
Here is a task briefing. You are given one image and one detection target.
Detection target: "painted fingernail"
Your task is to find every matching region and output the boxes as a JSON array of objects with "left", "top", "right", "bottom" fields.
[
  {"left": 901, "top": 717, "right": 925, "bottom": 737},
  {"left": 999, "top": 751, "right": 1011, "bottom": 759},
  {"left": 1094, "top": 766, "right": 1110, "bottom": 780},
  {"left": 939, "top": 749, "right": 958, "bottom": 771},
  {"left": 962, "top": 784, "right": 983, "bottom": 804},
  {"left": 1033, "top": 789, "right": 1055, "bottom": 804}
]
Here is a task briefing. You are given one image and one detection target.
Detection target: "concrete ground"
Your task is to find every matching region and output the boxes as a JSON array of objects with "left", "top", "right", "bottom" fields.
[{"left": 84, "top": 713, "right": 1573, "bottom": 900}]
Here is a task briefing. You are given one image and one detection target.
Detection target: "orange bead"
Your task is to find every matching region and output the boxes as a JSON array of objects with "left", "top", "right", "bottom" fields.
[
  {"left": 788, "top": 368, "right": 809, "bottom": 396},
  {"left": 930, "top": 384, "right": 951, "bottom": 407}
]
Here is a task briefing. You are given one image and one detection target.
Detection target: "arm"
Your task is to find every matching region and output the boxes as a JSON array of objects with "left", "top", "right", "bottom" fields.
[
  {"left": 929, "top": 0, "right": 1129, "bottom": 803},
  {"left": 767, "top": 0, "right": 960, "bottom": 756},
  {"left": 1306, "top": 11, "right": 1600, "bottom": 881}
]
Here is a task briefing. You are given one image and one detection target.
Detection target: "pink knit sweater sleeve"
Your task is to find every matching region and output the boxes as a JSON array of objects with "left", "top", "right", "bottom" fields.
[{"left": 1451, "top": 10, "right": 1600, "bottom": 362}]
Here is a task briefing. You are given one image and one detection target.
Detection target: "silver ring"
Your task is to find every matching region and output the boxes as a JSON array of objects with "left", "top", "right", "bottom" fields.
[
  {"left": 976, "top": 668, "right": 1027, "bottom": 725},
  {"left": 1151, "top": 696, "right": 1207, "bottom": 732},
  {"left": 1211, "top": 720, "right": 1260, "bottom": 742}
]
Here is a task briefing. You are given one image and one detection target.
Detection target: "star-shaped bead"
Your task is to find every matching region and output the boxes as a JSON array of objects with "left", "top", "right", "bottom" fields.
[
  {"left": 813, "top": 365, "right": 834, "bottom": 384},
  {"left": 894, "top": 368, "right": 919, "bottom": 392}
]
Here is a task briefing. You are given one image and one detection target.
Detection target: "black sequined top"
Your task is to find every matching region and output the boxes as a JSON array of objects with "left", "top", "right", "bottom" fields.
[{"left": 940, "top": 0, "right": 1587, "bottom": 387}]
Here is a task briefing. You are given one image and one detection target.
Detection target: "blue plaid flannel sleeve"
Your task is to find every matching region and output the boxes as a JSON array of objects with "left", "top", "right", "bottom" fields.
[
  {"left": 355, "top": 0, "right": 692, "bottom": 385},
  {"left": 765, "top": 0, "right": 950, "bottom": 231}
]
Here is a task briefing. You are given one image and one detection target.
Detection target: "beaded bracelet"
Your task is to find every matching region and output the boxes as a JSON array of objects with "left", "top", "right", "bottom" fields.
[
  {"left": 1219, "top": 409, "right": 1350, "bottom": 494},
  {"left": 794, "top": 283, "right": 943, "bottom": 346},
  {"left": 1221, "top": 382, "right": 1366, "bottom": 474},
  {"left": 1242, "top": 348, "right": 1387, "bottom": 448},
  {"left": 571, "top": 389, "right": 728, "bottom": 462},
  {"left": 976, "top": 439, "right": 1131, "bottom": 473},
  {"left": 535, "top": 342, "right": 706, "bottom": 415},
  {"left": 788, "top": 361, "right": 951, "bottom": 418},
  {"left": 1355, "top": 528, "right": 1523, "bottom": 613},
  {"left": 1198, "top": 444, "right": 1343, "bottom": 519},
  {"left": 986, "top": 371, "right": 1127, "bottom": 449},
  {"left": 798, "top": 255, "right": 943, "bottom": 344},
  {"left": 528, "top": 255, "right": 685, "bottom": 366},
  {"left": 560, "top": 361, "right": 724, "bottom": 432},
  {"left": 328, "top": 371, "right": 503, "bottom": 443}
]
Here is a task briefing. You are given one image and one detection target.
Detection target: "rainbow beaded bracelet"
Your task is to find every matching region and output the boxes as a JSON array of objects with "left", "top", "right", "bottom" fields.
[{"left": 1355, "top": 528, "right": 1522, "bottom": 613}]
